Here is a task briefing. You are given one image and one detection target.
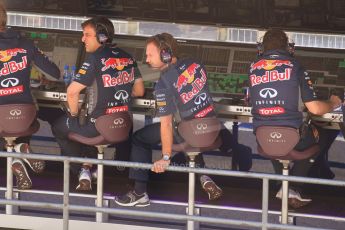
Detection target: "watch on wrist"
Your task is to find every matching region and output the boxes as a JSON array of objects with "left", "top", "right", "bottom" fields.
[{"left": 162, "top": 154, "right": 171, "bottom": 161}]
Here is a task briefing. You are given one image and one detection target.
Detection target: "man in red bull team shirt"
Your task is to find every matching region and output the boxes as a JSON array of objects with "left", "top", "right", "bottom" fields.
[
  {"left": 0, "top": 4, "right": 61, "bottom": 190},
  {"left": 52, "top": 16, "right": 144, "bottom": 191},
  {"left": 115, "top": 33, "right": 252, "bottom": 207},
  {"left": 249, "top": 29, "right": 342, "bottom": 208}
]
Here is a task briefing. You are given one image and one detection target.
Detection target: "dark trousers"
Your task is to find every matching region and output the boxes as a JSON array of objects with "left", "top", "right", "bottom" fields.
[
  {"left": 52, "top": 114, "right": 133, "bottom": 175},
  {"left": 129, "top": 122, "right": 238, "bottom": 182},
  {"left": 52, "top": 115, "right": 99, "bottom": 175},
  {"left": 308, "top": 127, "right": 339, "bottom": 179},
  {"left": 16, "top": 107, "right": 66, "bottom": 144}
]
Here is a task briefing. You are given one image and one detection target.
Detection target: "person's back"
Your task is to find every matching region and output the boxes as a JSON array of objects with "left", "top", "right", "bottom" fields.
[
  {"left": 155, "top": 58, "right": 216, "bottom": 120},
  {"left": 0, "top": 3, "right": 60, "bottom": 190},
  {"left": 76, "top": 45, "right": 142, "bottom": 119},
  {"left": 248, "top": 29, "right": 341, "bottom": 208},
  {"left": 0, "top": 29, "right": 60, "bottom": 105},
  {"left": 249, "top": 30, "right": 314, "bottom": 130}
]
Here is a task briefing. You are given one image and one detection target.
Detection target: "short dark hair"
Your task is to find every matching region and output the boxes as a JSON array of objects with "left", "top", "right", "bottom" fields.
[
  {"left": 0, "top": 3, "right": 7, "bottom": 31},
  {"left": 146, "top": 33, "right": 178, "bottom": 57},
  {"left": 81, "top": 16, "right": 114, "bottom": 43},
  {"left": 262, "top": 29, "right": 288, "bottom": 52}
]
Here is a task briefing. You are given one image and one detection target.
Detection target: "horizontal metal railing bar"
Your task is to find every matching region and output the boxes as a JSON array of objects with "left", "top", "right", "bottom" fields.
[
  {"left": 68, "top": 204, "right": 324, "bottom": 230},
  {"left": 1, "top": 185, "right": 343, "bottom": 223},
  {"left": 1, "top": 151, "right": 345, "bottom": 187},
  {"left": 0, "top": 198, "right": 330, "bottom": 230},
  {"left": 0, "top": 199, "right": 63, "bottom": 210}
]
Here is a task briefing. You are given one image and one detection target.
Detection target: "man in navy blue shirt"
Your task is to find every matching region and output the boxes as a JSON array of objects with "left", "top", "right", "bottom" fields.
[
  {"left": 249, "top": 29, "right": 341, "bottom": 208},
  {"left": 0, "top": 3, "right": 61, "bottom": 189},
  {"left": 52, "top": 16, "right": 144, "bottom": 191},
  {"left": 115, "top": 33, "right": 244, "bottom": 207}
]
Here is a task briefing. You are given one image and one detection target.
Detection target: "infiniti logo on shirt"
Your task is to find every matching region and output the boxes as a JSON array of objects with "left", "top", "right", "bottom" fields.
[
  {"left": 194, "top": 93, "right": 207, "bottom": 105},
  {"left": 114, "top": 90, "right": 129, "bottom": 100},
  {"left": 1, "top": 78, "right": 19, "bottom": 88},
  {"left": 259, "top": 88, "right": 278, "bottom": 99}
]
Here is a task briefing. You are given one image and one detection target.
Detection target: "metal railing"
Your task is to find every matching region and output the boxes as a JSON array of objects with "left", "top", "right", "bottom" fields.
[{"left": 0, "top": 151, "right": 345, "bottom": 230}]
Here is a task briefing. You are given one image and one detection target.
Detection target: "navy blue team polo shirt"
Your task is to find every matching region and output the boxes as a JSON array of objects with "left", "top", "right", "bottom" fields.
[
  {"left": 73, "top": 45, "right": 142, "bottom": 119},
  {"left": 0, "top": 29, "right": 60, "bottom": 105},
  {"left": 154, "top": 58, "right": 216, "bottom": 120},
  {"left": 249, "top": 49, "right": 317, "bottom": 130}
]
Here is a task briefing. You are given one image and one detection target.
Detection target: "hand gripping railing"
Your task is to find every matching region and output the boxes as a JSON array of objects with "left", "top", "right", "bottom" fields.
[{"left": 0, "top": 151, "right": 345, "bottom": 230}]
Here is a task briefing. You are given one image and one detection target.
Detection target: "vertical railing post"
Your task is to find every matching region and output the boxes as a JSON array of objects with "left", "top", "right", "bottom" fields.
[
  {"left": 262, "top": 178, "right": 269, "bottom": 230},
  {"left": 63, "top": 159, "right": 70, "bottom": 230},
  {"left": 96, "top": 146, "right": 105, "bottom": 222},
  {"left": 281, "top": 160, "right": 290, "bottom": 225},
  {"left": 187, "top": 153, "right": 199, "bottom": 230},
  {"left": 6, "top": 155, "right": 14, "bottom": 214}
]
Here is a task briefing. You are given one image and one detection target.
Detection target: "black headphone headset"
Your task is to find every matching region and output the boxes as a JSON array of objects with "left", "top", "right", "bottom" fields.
[
  {"left": 257, "top": 39, "right": 295, "bottom": 57},
  {"left": 94, "top": 21, "right": 110, "bottom": 44},
  {"left": 155, "top": 34, "right": 173, "bottom": 64}
]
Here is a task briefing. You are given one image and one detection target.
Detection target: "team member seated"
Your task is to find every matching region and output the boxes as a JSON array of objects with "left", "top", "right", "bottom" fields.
[
  {"left": 248, "top": 29, "right": 342, "bottom": 208},
  {"left": 52, "top": 16, "right": 144, "bottom": 190},
  {"left": 115, "top": 33, "right": 246, "bottom": 207},
  {"left": 0, "top": 4, "right": 61, "bottom": 189}
]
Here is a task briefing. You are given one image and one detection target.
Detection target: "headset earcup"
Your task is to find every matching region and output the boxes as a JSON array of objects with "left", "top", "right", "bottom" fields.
[
  {"left": 160, "top": 48, "right": 172, "bottom": 63},
  {"left": 98, "top": 33, "right": 108, "bottom": 43}
]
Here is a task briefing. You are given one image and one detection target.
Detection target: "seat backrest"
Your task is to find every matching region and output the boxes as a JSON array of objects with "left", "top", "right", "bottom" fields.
[
  {"left": 256, "top": 126, "right": 300, "bottom": 157},
  {"left": 178, "top": 117, "right": 221, "bottom": 148},
  {"left": 95, "top": 112, "right": 132, "bottom": 143},
  {"left": 0, "top": 104, "right": 36, "bottom": 134}
]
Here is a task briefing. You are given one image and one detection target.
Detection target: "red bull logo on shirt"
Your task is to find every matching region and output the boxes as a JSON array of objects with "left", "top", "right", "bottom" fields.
[
  {"left": 0, "top": 56, "right": 28, "bottom": 77},
  {"left": 102, "top": 68, "right": 134, "bottom": 87},
  {"left": 174, "top": 63, "right": 200, "bottom": 92},
  {"left": 250, "top": 59, "right": 293, "bottom": 72},
  {"left": 0, "top": 48, "right": 27, "bottom": 62},
  {"left": 180, "top": 68, "right": 207, "bottom": 104},
  {"left": 101, "top": 58, "right": 133, "bottom": 72},
  {"left": 250, "top": 68, "right": 292, "bottom": 87}
]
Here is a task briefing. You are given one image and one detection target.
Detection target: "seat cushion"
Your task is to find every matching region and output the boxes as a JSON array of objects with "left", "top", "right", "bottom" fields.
[
  {"left": 68, "top": 133, "right": 107, "bottom": 146},
  {"left": 172, "top": 135, "right": 222, "bottom": 153},
  {"left": 0, "top": 104, "right": 37, "bottom": 136},
  {"left": 256, "top": 126, "right": 319, "bottom": 161},
  {"left": 0, "top": 120, "right": 39, "bottom": 138}
]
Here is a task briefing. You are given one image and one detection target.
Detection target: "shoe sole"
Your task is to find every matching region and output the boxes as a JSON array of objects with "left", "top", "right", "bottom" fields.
[
  {"left": 288, "top": 198, "right": 311, "bottom": 209},
  {"left": 76, "top": 179, "right": 92, "bottom": 191},
  {"left": 24, "top": 158, "right": 45, "bottom": 174},
  {"left": 202, "top": 182, "right": 223, "bottom": 201},
  {"left": 114, "top": 198, "right": 150, "bottom": 207},
  {"left": 12, "top": 162, "right": 32, "bottom": 190}
]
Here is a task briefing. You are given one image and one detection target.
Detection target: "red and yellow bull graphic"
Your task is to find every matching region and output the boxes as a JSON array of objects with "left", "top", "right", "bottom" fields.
[
  {"left": 250, "top": 59, "right": 293, "bottom": 72},
  {"left": 250, "top": 68, "right": 291, "bottom": 87},
  {"left": 101, "top": 58, "right": 133, "bottom": 72},
  {"left": 105, "top": 105, "right": 128, "bottom": 114},
  {"left": 258, "top": 106, "right": 285, "bottom": 115},
  {"left": 0, "top": 48, "right": 27, "bottom": 62},
  {"left": 102, "top": 68, "right": 134, "bottom": 87},
  {"left": 0, "top": 56, "right": 28, "bottom": 77},
  {"left": 174, "top": 63, "right": 200, "bottom": 92},
  {"left": 180, "top": 68, "right": 207, "bottom": 104}
]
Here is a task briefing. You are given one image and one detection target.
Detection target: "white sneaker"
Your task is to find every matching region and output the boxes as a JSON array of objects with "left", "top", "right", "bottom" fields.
[
  {"left": 76, "top": 168, "right": 92, "bottom": 191},
  {"left": 275, "top": 187, "right": 312, "bottom": 208}
]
